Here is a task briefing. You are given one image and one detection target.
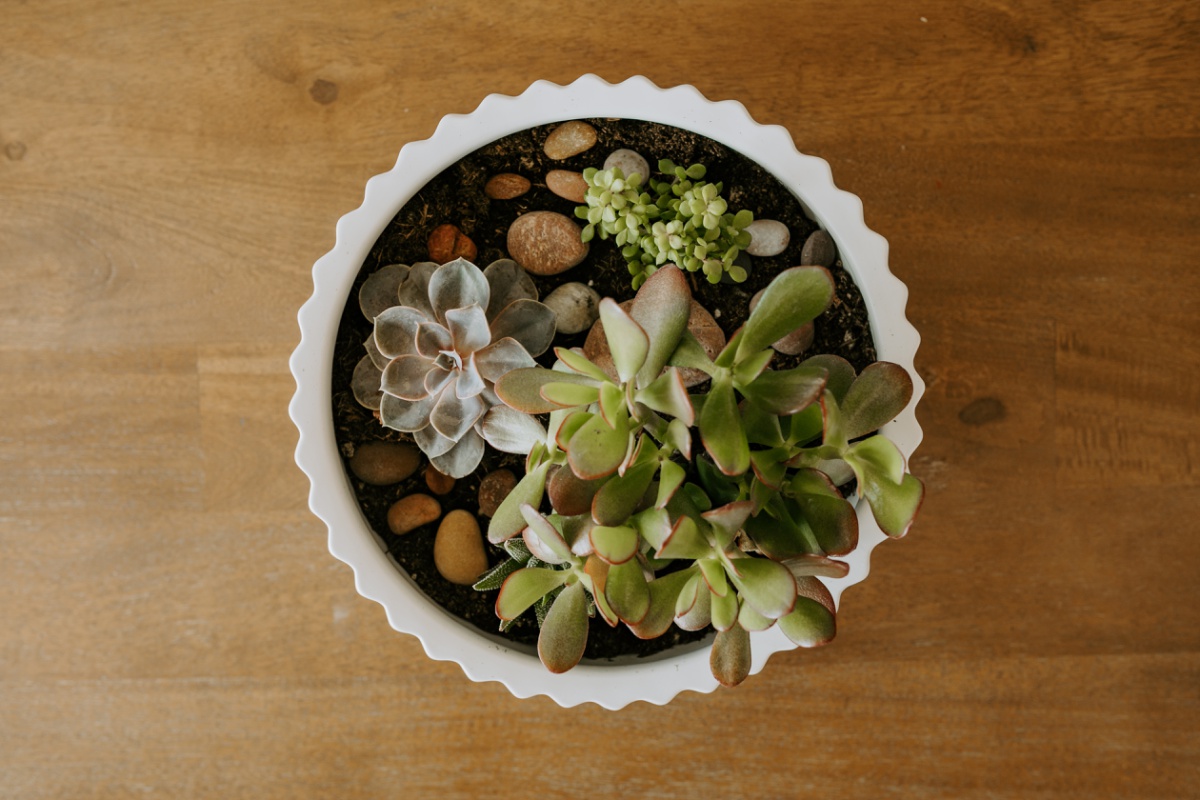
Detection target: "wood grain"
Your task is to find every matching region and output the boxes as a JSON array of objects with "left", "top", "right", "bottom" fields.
[{"left": 2, "top": 0, "right": 1198, "bottom": 797}]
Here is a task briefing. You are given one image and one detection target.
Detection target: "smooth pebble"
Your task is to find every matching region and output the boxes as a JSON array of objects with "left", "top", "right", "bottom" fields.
[
  {"left": 603, "top": 149, "right": 650, "bottom": 182},
  {"left": 349, "top": 441, "right": 421, "bottom": 485},
  {"left": 434, "top": 510, "right": 489, "bottom": 585},
  {"left": 507, "top": 211, "right": 589, "bottom": 275},
  {"left": 387, "top": 494, "right": 441, "bottom": 535},
  {"left": 543, "top": 121, "right": 597, "bottom": 160},
  {"left": 485, "top": 173, "right": 531, "bottom": 200},
  {"left": 478, "top": 469, "right": 518, "bottom": 518},
  {"left": 800, "top": 229, "right": 837, "bottom": 267},
  {"left": 744, "top": 219, "right": 790, "bottom": 257},
  {"left": 424, "top": 466, "right": 455, "bottom": 495},
  {"left": 546, "top": 169, "right": 589, "bottom": 203},
  {"left": 543, "top": 282, "right": 600, "bottom": 334},
  {"left": 427, "top": 223, "right": 477, "bottom": 264}
]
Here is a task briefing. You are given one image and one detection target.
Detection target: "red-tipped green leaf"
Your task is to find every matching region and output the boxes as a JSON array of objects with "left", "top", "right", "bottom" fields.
[
  {"left": 567, "top": 413, "right": 631, "bottom": 481},
  {"left": 782, "top": 555, "right": 851, "bottom": 579},
  {"left": 599, "top": 297, "right": 649, "bottom": 383},
  {"left": 699, "top": 557, "right": 729, "bottom": 598},
  {"left": 728, "top": 557, "right": 797, "bottom": 620},
  {"left": 795, "top": 493, "right": 858, "bottom": 556},
  {"left": 592, "top": 459, "right": 658, "bottom": 526},
  {"left": 629, "top": 568, "right": 695, "bottom": 639},
  {"left": 487, "top": 462, "right": 550, "bottom": 544},
  {"left": 656, "top": 514, "right": 710, "bottom": 560},
  {"left": 554, "top": 410, "right": 592, "bottom": 450},
  {"left": 847, "top": 435, "right": 906, "bottom": 485},
  {"left": 629, "top": 265, "right": 692, "bottom": 388},
  {"left": 605, "top": 559, "right": 650, "bottom": 625},
  {"left": 676, "top": 575, "right": 712, "bottom": 630},
  {"left": 554, "top": 346, "right": 611, "bottom": 383},
  {"left": 862, "top": 472, "right": 925, "bottom": 538},
  {"left": 710, "top": 587, "right": 739, "bottom": 632},
  {"left": 699, "top": 377, "right": 750, "bottom": 476},
  {"left": 496, "top": 567, "right": 569, "bottom": 620},
  {"left": 799, "top": 354, "right": 856, "bottom": 402},
  {"left": 519, "top": 504, "right": 573, "bottom": 563},
  {"left": 598, "top": 381, "right": 625, "bottom": 427},
  {"left": 589, "top": 525, "right": 639, "bottom": 565},
  {"left": 655, "top": 460, "right": 686, "bottom": 508},
  {"left": 744, "top": 366, "right": 827, "bottom": 416},
  {"left": 635, "top": 368, "right": 694, "bottom": 425},
  {"left": 841, "top": 361, "right": 914, "bottom": 440},
  {"left": 710, "top": 625, "right": 752, "bottom": 687},
  {"left": 537, "top": 581, "right": 589, "bottom": 673},
  {"left": 702, "top": 500, "right": 755, "bottom": 550},
  {"left": 738, "top": 601, "right": 776, "bottom": 632},
  {"left": 541, "top": 381, "right": 600, "bottom": 409},
  {"left": 496, "top": 367, "right": 598, "bottom": 414},
  {"left": 778, "top": 577, "right": 836, "bottom": 647},
  {"left": 632, "top": 506, "right": 672, "bottom": 550},
  {"left": 737, "top": 266, "right": 834, "bottom": 361}
]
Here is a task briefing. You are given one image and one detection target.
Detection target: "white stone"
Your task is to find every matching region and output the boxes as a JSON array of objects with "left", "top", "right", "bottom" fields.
[
  {"left": 543, "top": 282, "right": 600, "bottom": 334},
  {"left": 603, "top": 149, "right": 651, "bottom": 183},
  {"left": 744, "top": 219, "right": 790, "bottom": 257}
]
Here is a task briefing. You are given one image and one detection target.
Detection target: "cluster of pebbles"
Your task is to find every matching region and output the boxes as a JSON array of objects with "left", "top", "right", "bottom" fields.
[{"left": 359, "top": 119, "right": 841, "bottom": 590}]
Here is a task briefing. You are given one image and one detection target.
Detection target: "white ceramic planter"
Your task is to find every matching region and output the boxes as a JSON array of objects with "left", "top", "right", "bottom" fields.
[{"left": 289, "top": 75, "right": 923, "bottom": 709}]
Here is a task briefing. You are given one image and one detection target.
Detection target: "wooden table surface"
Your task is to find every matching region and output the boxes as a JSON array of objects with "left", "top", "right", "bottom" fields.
[{"left": 3, "top": 1, "right": 1198, "bottom": 797}]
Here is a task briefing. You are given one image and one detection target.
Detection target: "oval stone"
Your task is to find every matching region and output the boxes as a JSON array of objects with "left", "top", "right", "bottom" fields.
[
  {"left": 543, "top": 120, "right": 597, "bottom": 160},
  {"left": 349, "top": 441, "right": 421, "bottom": 485},
  {"left": 543, "top": 282, "right": 600, "bottom": 334},
  {"left": 478, "top": 469, "right": 518, "bottom": 518},
  {"left": 434, "top": 510, "right": 489, "bottom": 585},
  {"left": 424, "top": 466, "right": 455, "bottom": 495},
  {"left": 603, "top": 148, "right": 650, "bottom": 182},
  {"left": 546, "top": 169, "right": 588, "bottom": 203},
  {"left": 800, "top": 229, "right": 837, "bottom": 267},
  {"left": 744, "top": 219, "right": 790, "bottom": 257},
  {"left": 387, "top": 493, "right": 441, "bottom": 536},
  {"left": 485, "top": 173, "right": 531, "bottom": 200},
  {"left": 507, "top": 211, "right": 589, "bottom": 275}
]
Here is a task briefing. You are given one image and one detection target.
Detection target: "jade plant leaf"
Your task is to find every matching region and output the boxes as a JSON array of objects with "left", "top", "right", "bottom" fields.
[
  {"left": 800, "top": 354, "right": 856, "bottom": 402},
  {"left": 840, "top": 361, "right": 914, "bottom": 440},
  {"left": 487, "top": 462, "right": 550, "bottom": 544},
  {"left": 675, "top": 574, "right": 712, "bottom": 630},
  {"left": 554, "top": 346, "right": 612, "bottom": 383},
  {"left": 592, "top": 458, "right": 658, "bottom": 526},
  {"left": 605, "top": 559, "right": 650, "bottom": 625},
  {"left": 846, "top": 435, "right": 906, "bottom": 485},
  {"left": 702, "top": 500, "right": 755, "bottom": 550},
  {"left": 541, "top": 380, "right": 601, "bottom": 408},
  {"left": 628, "top": 568, "right": 695, "bottom": 639},
  {"left": 656, "top": 514, "right": 710, "bottom": 560},
  {"left": 737, "top": 601, "right": 776, "bottom": 632},
  {"left": 546, "top": 465, "right": 607, "bottom": 517},
  {"left": 519, "top": 504, "right": 573, "bottom": 564},
  {"left": 668, "top": 330, "right": 717, "bottom": 376},
  {"left": 728, "top": 556, "right": 798, "bottom": 620},
  {"left": 781, "top": 555, "right": 850, "bottom": 579},
  {"left": 554, "top": 410, "right": 592, "bottom": 450},
  {"left": 589, "top": 524, "right": 639, "bottom": 565},
  {"left": 495, "top": 567, "right": 569, "bottom": 620},
  {"left": 538, "top": 581, "right": 589, "bottom": 673},
  {"left": 699, "top": 376, "right": 750, "bottom": 476},
  {"left": 777, "top": 576, "right": 836, "bottom": 648},
  {"left": 599, "top": 297, "right": 649, "bottom": 383},
  {"left": 736, "top": 266, "right": 834, "bottom": 362},
  {"left": 656, "top": 460, "right": 686, "bottom": 508},
  {"left": 742, "top": 366, "right": 828, "bottom": 416},
  {"left": 567, "top": 413, "right": 631, "bottom": 481},
  {"left": 710, "top": 625, "right": 752, "bottom": 687},
  {"left": 861, "top": 472, "right": 925, "bottom": 538},
  {"left": 710, "top": 586, "right": 739, "bottom": 632},
  {"left": 631, "top": 506, "right": 672, "bottom": 550},
  {"left": 628, "top": 265, "right": 691, "bottom": 388},
  {"left": 495, "top": 367, "right": 597, "bottom": 414},
  {"left": 634, "top": 368, "right": 694, "bottom": 425}
]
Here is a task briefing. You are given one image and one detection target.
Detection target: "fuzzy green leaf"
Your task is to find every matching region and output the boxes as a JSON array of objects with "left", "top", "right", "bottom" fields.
[
  {"left": 710, "top": 625, "right": 752, "bottom": 687},
  {"left": 728, "top": 557, "right": 798, "bottom": 619},
  {"left": 496, "top": 567, "right": 569, "bottom": 620},
  {"left": 537, "top": 581, "right": 589, "bottom": 673},
  {"left": 737, "top": 267, "right": 834, "bottom": 362},
  {"left": 472, "top": 557, "right": 523, "bottom": 592},
  {"left": 841, "top": 361, "right": 914, "bottom": 440}
]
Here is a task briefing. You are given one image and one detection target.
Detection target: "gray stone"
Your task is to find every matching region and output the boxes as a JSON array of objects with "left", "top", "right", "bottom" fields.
[
  {"left": 543, "top": 282, "right": 600, "bottom": 334},
  {"left": 800, "top": 229, "right": 837, "bottom": 267},
  {"left": 603, "top": 149, "right": 650, "bottom": 182},
  {"left": 744, "top": 219, "right": 790, "bottom": 257}
]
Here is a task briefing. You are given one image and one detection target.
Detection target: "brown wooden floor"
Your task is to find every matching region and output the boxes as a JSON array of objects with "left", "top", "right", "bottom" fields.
[{"left": 2, "top": 1, "right": 1198, "bottom": 797}]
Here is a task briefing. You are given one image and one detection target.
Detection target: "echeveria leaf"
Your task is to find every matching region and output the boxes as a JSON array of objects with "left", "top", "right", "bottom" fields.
[
  {"left": 487, "top": 462, "right": 550, "bottom": 544},
  {"left": 358, "top": 263, "right": 410, "bottom": 321},
  {"left": 373, "top": 306, "right": 427, "bottom": 359},
  {"left": 800, "top": 354, "right": 856, "bottom": 402},
  {"left": 676, "top": 574, "right": 712, "bottom": 630},
  {"left": 567, "top": 413, "right": 630, "bottom": 481},
  {"left": 475, "top": 337, "right": 538, "bottom": 383},
  {"left": 483, "top": 258, "right": 538, "bottom": 320},
  {"left": 495, "top": 367, "right": 596, "bottom": 414},
  {"left": 736, "top": 266, "right": 834, "bottom": 362},
  {"left": 605, "top": 559, "right": 650, "bottom": 625},
  {"left": 599, "top": 297, "right": 649, "bottom": 383},
  {"left": 629, "top": 568, "right": 694, "bottom": 639},
  {"left": 710, "top": 586, "right": 739, "bottom": 632},
  {"left": 428, "top": 427, "right": 485, "bottom": 479},
  {"left": 496, "top": 567, "right": 568, "bottom": 620},
  {"left": 490, "top": 298, "right": 557, "bottom": 358},
  {"left": 728, "top": 557, "right": 797, "bottom": 619},
  {"left": 589, "top": 525, "right": 639, "bottom": 565},
  {"left": 428, "top": 258, "right": 491, "bottom": 324},
  {"left": 629, "top": 265, "right": 692, "bottom": 388},
  {"left": 395, "top": 261, "right": 437, "bottom": 317},
  {"left": 635, "top": 368, "right": 694, "bottom": 425},
  {"left": 478, "top": 405, "right": 546, "bottom": 455},
  {"left": 537, "top": 581, "right": 589, "bottom": 673},
  {"left": 592, "top": 458, "right": 658, "bottom": 527},
  {"left": 841, "top": 361, "right": 914, "bottom": 440},
  {"left": 710, "top": 625, "right": 752, "bottom": 687},
  {"left": 699, "top": 376, "right": 750, "bottom": 476},
  {"left": 743, "top": 366, "right": 827, "bottom": 416},
  {"left": 351, "top": 355, "right": 384, "bottom": 410},
  {"left": 379, "top": 391, "right": 437, "bottom": 433},
  {"left": 430, "top": 380, "right": 487, "bottom": 441}
]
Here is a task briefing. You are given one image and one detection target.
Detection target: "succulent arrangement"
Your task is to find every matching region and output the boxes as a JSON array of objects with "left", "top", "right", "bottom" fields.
[
  {"left": 352, "top": 257, "right": 557, "bottom": 478},
  {"left": 576, "top": 160, "right": 754, "bottom": 289},
  {"left": 471, "top": 264, "right": 924, "bottom": 686}
]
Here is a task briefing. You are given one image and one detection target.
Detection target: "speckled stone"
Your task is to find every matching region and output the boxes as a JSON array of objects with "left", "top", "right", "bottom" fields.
[
  {"left": 543, "top": 282, "right": 600, "bottom": 334},
  {"left": 603, "top": 148, "right": 650, "bottom": 182},
  {"left": 485, "top": 173, "right": 531, "bottom": 200},
  {"left": 543, "top": 121, "right": 597, "bottom": 160},
  {"left": 546, "top": 169, "right": 589, "bottom": 203},
  {"left": 800, "top": 229, "right": 837, "bottom": 267},
  {"left": 478, "top": 469, "right": 518, "bottom": 518},
  {"left": 507, "top": 211, "right": 589, "bottom": 275}
]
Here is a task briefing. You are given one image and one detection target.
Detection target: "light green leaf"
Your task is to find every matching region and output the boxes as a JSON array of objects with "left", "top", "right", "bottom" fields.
[
  {"left": 589, "top": 525, "right": 639, "bottom": 565},
  {"left": 841, "top": 361, "right": 914, "bottom": 440},
  {"left": 656, "top": 459, "right": 686, "bottom": 508},
  {"left": 737, "top": 267, "right": 834, "bottom": 362},
  {"left": 487, "top": 462, "right": 550, "bottom": 544},
  {"left": 861, "top": 472, "right": 925, "bottom": 538},
  {"left": 743, "top": 366, "right": 827, "bottom": 417},
  {"left": 567, "top": 413, "right": 631, "bottom": 480},
  {"left": 598, "top": 381, "right": 625, "bottom": 427},
  {"left": 635, "top": 368, "right": 694, "bottom": 425},
  {"left": 496, "top": 368, "right": 598, "bottom": 414},
  {"left": 629, "top": 568, "right": 694, "bottom": 639},
  {"left": 605, "top": 559, "right": 650, "bottom": 625},
  {"left": 778, "top": 578, "right": 836, "bottom": 647},
  {"left": 541, "top": 381, "right": 601, "bottom": 408},
  {"left": 668, "top": 331, "right": 717, "bottom": 376},
  {"left": 710, "top": 587, "right": 739, "bottom": 632},
  {"left": 699, "top": 376, "right": 750, "bottom": 476},
  {"left": 728, "top": 557, "right": 797, "bottom": 620},
  {"left": 732, "top": 348, "right": 773, "bottom": 387},
  {"left": 496, "top": 567, "right": 569, "bottom": 620},
  {"left": 554, "top": 410, "right": 592, "bottom": 451},
  {"left": 676, "top": 574, "right": 712, "bottom": 630},
  {"left": 537, "top": 581, "right": 589, "bottom": 673},
  {"left": 629, "top": 265, "right": 692, "bottom": 388},
  {"left": 656, "top": 514, "right": 710, "bottom": 560},
  {"left": 799, "top": 354, "right": 856, "bottom": 402},
  {"left": 702, "top": 500, "right": 755, "bottom": 550},
  {"left": 847, "top": 435, "right": 906, "bottom": 485},
  {"left": 592, "top": 458, "right": 658, "bottom": 526},
  {"left": 599, "top": 298, "right": 649, "bottom": 383},
  {"left": 554, "top": 346, "right": 612, "bottom": 383},
  {"left": 632, "top": 507, "right": 672, "bottom": 549},
  {"left": 737, "top": 601, "right": 776, "bottom": 632},
  {"left": 519, "top": 504, "right": 574, "bottom": 563}
]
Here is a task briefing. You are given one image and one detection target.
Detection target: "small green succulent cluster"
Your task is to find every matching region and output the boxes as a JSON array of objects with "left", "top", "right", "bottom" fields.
[
  {"left": 576, "top": 161, "right": 754, "bottom": 290},
  {"left": 473, "top": 265, "right": 923, "bottom": 686}
]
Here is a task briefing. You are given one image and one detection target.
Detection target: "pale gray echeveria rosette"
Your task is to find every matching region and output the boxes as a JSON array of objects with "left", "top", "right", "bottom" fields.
[{"left": 352, "top": 257, "right": 555, "bottom": 478}]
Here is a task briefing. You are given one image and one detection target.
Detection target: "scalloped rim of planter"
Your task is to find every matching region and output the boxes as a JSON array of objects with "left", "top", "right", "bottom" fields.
[{"left": 289, "top": 75, "right": 924, "bottom": 710}]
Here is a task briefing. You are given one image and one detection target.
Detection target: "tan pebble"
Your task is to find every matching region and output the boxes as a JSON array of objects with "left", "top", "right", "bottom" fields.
[
  {"left": 584, "top": 299, "right": 724, "bottom": 387},
  {"left": 434, "top": 510, "right": 489, "bottom": 585},
  {"left": 387, "top": 494, "right": 441, "bottom": 535},
  {"left": 485, "top": 173, "right": 531, "bottom": 200},
  {"left": 424, "top": 466, "right": 456, "bottom": 495},
  {"left": 478, "top": 469, "right": 517, "bottom": 517},
  {"left": 507, "top": 211, "right": 589, "bottom": 275},
  {"left": 349, "top": 441, "right": 421, "bottom": 485},
  {"left": 543, "top": 120, "right": 598, "bottom": 160},
  {"left": 546, "top": 169, "right": 588, "bottom": 203},
  {"left": 427, "top": 223, "right": 477, "bottom": 265}
]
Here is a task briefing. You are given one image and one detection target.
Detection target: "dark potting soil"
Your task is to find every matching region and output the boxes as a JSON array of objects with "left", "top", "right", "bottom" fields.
[{"left": 330, "top": 119, "right": 877, "bottom": 660}]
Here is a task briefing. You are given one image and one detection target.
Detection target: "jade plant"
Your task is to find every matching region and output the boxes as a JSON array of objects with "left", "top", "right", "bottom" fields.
[
  {"left": 352, "top": 257, "right": 557, "bottom": 478},
  {"left": 576, "top": 160, "right": 754, "bottom": 289},
  {"left": 473, "top": 264, "right": 923, "bottom": 685}
]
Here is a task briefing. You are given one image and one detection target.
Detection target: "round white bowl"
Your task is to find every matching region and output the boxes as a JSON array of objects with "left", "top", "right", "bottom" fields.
[{"left": 289, "top": 75, "right": 923, "bottom": 709}]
